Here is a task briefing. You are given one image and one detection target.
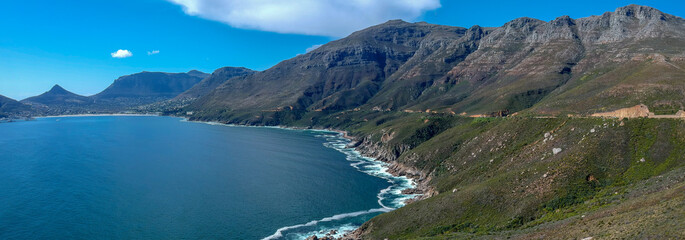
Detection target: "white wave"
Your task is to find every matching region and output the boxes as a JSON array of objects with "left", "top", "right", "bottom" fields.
[
  {"left": 261, "top": 131, "right": 421, "bottom": 239},
  {"left": 290, "top": 223, "right": 359, "bottom": 239},
  {"left": 262, "top": 208, "right": 390, "bottom": 240},
  {"left": 320, "top": 133, "right": 420, "bottom": 209}
]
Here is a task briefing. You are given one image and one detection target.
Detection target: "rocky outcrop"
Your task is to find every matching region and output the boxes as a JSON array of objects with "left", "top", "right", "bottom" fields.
[
  {"left": 354, "top": 135, "right": 436, "bottom": 201},
  {"left": 591, "top": 104, "right": 685, "bottom": 119},
  {"left": 306, "top": 235, "right": 335, "bottom": 240}
]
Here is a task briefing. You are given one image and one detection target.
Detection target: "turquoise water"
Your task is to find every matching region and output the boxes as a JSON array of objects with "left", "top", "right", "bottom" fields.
[{"left": 0, "top": 116, "right": 416, "bottom": 239}]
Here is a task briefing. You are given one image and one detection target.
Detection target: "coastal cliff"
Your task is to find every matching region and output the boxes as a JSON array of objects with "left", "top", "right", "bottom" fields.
[{"left": 351, "top": 135, "right": 437, "bottom": 201}]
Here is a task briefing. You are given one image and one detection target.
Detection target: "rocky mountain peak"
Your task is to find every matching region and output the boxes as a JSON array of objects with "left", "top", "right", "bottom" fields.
[
  {"left": 614, "top": 4, "right": 665, "bottom": 21},
  {"left": 21, "top": 84, "right": 91, "bottom": 108},
  {"left": 340, "top": 19, "right": 463, "bottom": 49},
  {"left": 503, "top": 17, "right": 545, "bottom": 29},
  {"left": 384, "top": 19, "right": 409, "bottom": 25},
  {"left": 48, "top": 84, "right": 70, "bottom": 95},
  {"left": 464, "top": 25, "right": 486, "bottom": 40},
  {"left": 551, "top": 15, "right": 576, "bottom": 26},
  {"left": 569, "top": 4, "right": 685, "bottom": 44}
]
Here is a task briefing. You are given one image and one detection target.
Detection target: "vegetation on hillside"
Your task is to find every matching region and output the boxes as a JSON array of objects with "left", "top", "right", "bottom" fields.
[{"left": 309, "top": 112, "right": 685, "bottom": 239}]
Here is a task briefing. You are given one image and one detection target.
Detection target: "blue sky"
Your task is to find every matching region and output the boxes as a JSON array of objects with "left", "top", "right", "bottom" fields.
[{"left": 1, "top": 0, "right": 682, "bottom": 100}]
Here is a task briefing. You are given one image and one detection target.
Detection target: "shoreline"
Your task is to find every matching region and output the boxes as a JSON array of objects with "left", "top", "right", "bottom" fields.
[{"left": 179, "top": 118, "right": 430, "bottom": 239}]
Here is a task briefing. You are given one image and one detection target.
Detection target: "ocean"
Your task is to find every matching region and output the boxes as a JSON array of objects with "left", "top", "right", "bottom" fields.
[{"left": 0, "top": 116, "right": 415, "bottom": 239}]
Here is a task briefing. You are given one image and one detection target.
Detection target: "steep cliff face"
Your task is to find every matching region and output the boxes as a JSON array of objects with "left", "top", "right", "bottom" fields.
[
  {"left": 408, "top": 15, "right": 584, "bottom": 114},
  {"left": 187, "top": 5, "right": 685, "bottom": 124},
  {"left": 366, "top": 25, "right": 490, "bottom": 110},
  {"left": 404, "top": 4, "right": 685, "bottom": 115},
  {"left": 526, "top": 5, "right": 685, "bottom": 115},
  {"left": 187, "top": 20, "right": 471, "bottom": 120},
  {"left": 576, "top": 4, "right": 685, "bottom": 43}
]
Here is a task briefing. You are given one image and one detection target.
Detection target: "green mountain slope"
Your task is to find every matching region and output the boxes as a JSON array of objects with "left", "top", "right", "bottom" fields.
[{"left": 335, "top": 114, "right": 684, "bottom": 239}]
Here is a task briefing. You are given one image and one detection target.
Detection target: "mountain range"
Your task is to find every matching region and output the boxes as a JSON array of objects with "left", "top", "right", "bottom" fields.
[
  {"left": 184, "top": 4, "right": 685, "bottom": 124},
  {"left": 17, "top": 70, "right": 209, "bottom": 115},
  {"left": 19, "top": 5, "right": 685, "bottom": 120}
]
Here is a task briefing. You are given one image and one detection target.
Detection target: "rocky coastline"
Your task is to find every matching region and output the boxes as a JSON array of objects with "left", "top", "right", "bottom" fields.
[
  {"left": 180, "top": 117, "right": 435, "bottom": 240},
  {"left": 349, "top": 135, "right": 437, "bottom": 201},
  {"left": 334, "top": 134, "right": 436, "bottom": 240}
]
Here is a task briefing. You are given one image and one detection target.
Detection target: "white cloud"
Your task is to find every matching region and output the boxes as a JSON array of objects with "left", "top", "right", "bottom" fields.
[
  {"left": 111, "top": 49, "right": 133, "bottom": 58},
  {"left": 167, "top": 0, "right": 441, "bottom": 37},
  {"left": 147, "top": 50, "right": 160, "bottom": 55},
  {"left": 305, "top": 44, "right": 323, "bottom": 53}
]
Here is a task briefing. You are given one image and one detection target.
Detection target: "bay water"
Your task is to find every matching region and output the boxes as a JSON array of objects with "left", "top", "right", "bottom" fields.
[{"left": 0, "top": 116, "right": 415, "bottom": 239}]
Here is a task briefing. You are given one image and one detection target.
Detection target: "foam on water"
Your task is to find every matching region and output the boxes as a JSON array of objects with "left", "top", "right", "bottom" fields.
[
  {"left": 289, "top": 223, "right": 359, "bottom": 240},
  {"left": 319, "top": 133, "right": 421, "bottom": 209},
  {"left": 262, "top": 208, "right": 389, "bottom": 240},
  {"left": 262, "top": 131, "right": 420, "bottom": 239}
]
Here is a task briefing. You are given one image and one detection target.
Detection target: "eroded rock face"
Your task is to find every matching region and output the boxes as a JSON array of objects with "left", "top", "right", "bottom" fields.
[
  {"left": 591, "top": 104, "right": 653, "bottom": 118},
  {"left": 677, "top": 110, "right": 685, "bottom": 117},
  {"left": 577, "top": 4, "right": 685, "bottom": 43},
  {"left": 353, "top": 135, "right": 436, "bottom": 201}
]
